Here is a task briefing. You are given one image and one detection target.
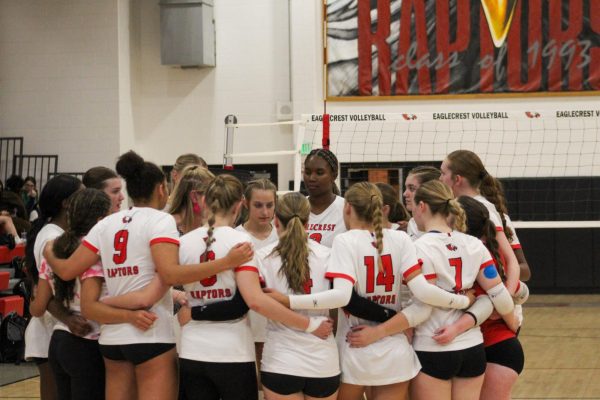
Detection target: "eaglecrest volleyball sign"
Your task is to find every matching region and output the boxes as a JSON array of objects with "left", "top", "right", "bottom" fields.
[{"left": 325, "top": 0, "right": 600, "bottom": 98}]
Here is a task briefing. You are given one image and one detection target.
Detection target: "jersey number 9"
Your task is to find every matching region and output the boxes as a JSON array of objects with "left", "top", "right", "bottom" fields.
[{"left": 113, "top": 230, "right": 129, "bottom": 264}]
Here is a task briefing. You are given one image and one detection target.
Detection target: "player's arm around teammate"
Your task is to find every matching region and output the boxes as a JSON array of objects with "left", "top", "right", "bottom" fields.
[{"left": 440, "top": 150, "right": 520, "bottom": 294}]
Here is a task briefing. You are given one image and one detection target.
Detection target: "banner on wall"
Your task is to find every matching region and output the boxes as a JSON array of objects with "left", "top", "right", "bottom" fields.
[{"left": 325, "top": 0, "right": 600, "bottom": 98}]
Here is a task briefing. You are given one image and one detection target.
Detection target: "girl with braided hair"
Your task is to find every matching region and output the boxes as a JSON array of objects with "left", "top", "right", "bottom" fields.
[
  {"left": 30, "top": 189, "right": 111, "bottom": 400},
  {"left": 304, "top": 149, "right": 346, "bottom": 247},
  {"left": 269, "top": 182, "right": 472, "bottom": 400},
  {"left": 440, "top": 150, "right": 525, "bottom": 295},
  {"left": 176, "top": 174, "right": 332, "bottom": 400},
  {"left": 44, "top": 151, "right": 253, "bottom": 400}
]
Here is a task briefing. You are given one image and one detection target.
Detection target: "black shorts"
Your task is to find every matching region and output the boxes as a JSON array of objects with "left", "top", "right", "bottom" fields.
[
  {"left": 416, "top": 344, "right": 486, "bottom": 380},
  {"left": 179, "top": 358, "right": 257, "bottom": 400},
  {"left": 261, "top": 371, "right": 340, "bottom": 398},
  {"left": 99, "top": 343, "right": 174, "bottom": 365},
  {"left": 485, "top": 337, "right": 524, "bottom": 375}
]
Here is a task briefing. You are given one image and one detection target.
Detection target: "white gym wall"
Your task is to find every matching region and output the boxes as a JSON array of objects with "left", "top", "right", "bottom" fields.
[{"left": 0, "top": 0, "right": 598, "bottom": 188}]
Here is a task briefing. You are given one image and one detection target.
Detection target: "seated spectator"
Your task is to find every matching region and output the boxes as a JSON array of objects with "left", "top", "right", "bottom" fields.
[{"left": 21, "top": 176, "right": 39, "bottom": 220}]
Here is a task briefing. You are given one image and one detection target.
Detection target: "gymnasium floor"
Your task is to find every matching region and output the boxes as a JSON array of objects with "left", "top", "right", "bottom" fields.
[{"left": 1, "top": 294, "right": 599, "bottom": 400}]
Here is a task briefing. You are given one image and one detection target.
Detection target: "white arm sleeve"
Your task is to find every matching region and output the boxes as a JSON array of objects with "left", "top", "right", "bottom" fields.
[
  {"left": 401, "top": 299, "right": 433, "bottom": 327},
  {"left": 407, "top": 274, "right": 470, "bottom": 309},
  {"left": 487, "top": 282, "right": 515, "bottom": 315},
  {"left": 512, "top": 281, "right": 529, "bottom": 305},
  {"left": 289, "top": 277, "right": 353, "bottom": 310},
  {"left": 465, "top": 296, "right": 493, "bottom": 327}
]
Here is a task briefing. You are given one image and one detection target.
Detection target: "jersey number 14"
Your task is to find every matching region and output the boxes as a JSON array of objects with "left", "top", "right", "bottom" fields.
[{"left": 363, "top": 254, "right": 395, "bottom": 293}]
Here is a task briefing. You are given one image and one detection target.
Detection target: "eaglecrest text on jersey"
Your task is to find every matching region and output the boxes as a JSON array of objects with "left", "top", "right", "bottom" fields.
[{"left": 307, "top": 223, "right": 337, "bottom": 232}]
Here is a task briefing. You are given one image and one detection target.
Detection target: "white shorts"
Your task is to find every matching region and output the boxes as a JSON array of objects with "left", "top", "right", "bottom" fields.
[
  {"left": 24, "top": 314, "right": 55, "bottom": 360},
  {"left": 249, "top": 310, "right": 267, "bottom": 343},
  {"left": 338, "top": 333, "right": 421, "bottom": 386}
]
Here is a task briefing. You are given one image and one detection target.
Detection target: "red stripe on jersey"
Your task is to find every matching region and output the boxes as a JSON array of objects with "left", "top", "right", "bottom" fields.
[
  {"left": 495, "top": 226, "right": 504, "bottom": 232},
  {"left": 82, "top": 240, "right": 99, "bottom": 254},
  {"left": 325, "top": 272, "right": 356, "bottom": 284},
  {"left": 480, "top": 259, "right": 495, "bottom": 270},
  {"left": 402, "top": 263, "right": 422, "bottom": 279},
  {"left": 150, "top": 237, "right": 180, "bottom": 246},
  {"left": 516, "top": 281, "right": 521, "bottom": 292},
  {"left": 511, "top": 244, "right": 522, "bottom": 250},
  {"left": 235, "top": 266, "right": 259, "bottom": 274},
  {"left": 423, "top": 273, "right": 437, "bottom": 280}
]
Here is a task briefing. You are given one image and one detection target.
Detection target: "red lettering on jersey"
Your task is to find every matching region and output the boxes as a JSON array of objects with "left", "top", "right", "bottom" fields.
[
  {"left": 363, "top": 254, "right": 395, "bottom": 293},
  {"left": 449, "top": 257, "right": 464, "bottom": 292},
  {"left": 199, "top": 250, "right": 217, "bottom": 287},
  {"left": 105, "top": 265, "right": 139, "bottom": 278},
  {"left": 303, "top": 278, "right": 313, "bottom": 294},
  {"left": 113, "top": 230, "right": 129, "bottom": 264}
]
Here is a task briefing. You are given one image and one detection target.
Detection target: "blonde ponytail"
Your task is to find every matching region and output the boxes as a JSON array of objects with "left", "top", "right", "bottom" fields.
[{"left": 271, "top": 193, "right": 311, "bottom": 293}]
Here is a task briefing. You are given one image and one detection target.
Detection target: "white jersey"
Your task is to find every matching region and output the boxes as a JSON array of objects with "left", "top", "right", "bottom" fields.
[
  {"left": 407, "top": 218, "right": 425, "bottom": 241},
  {"left": 83, "top": 207, "right": 178, "bottom": 345},
  {"left": 412, "top": 231, "right": 494, "bottom": 352},
  {"left": 474, "top": 195, "right": 503, "bottom": 232},
  {"left": 504, "top": 214, "right": 524, "bottom": 325},
  {"left": 39, "top": 258, "right": 106, "bottom": 340},
  {"left": 307, "top": 195, "right": 346, "bottom": 248},
  {"left": 257, "top": 240, "right": 339, "bottom": 378},
  {"left": 25, "top": 223, "right": 63, "bottom": 359},
  {"left": 179, "top": 226, "right": 256, "bottom": 363},
  {"left": 236, "top": 223, "right": 279, "bottom": 342},
  {"left": 235, "top": 224, "right": 278, "bottom": 249},
  {"left": 504, "top": 214, "right": 521, "bottom": 250},
  {"left": 327, "top": 229, "right": 421, "bottom": 385}
]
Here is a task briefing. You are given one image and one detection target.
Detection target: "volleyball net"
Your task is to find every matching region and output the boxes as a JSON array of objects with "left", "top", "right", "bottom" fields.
[{"left": 223, "top": 110, "right": 600, "bottom": 227}]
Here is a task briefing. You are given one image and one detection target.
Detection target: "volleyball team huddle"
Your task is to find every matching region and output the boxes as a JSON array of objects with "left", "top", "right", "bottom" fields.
[{"left": 25, "top": 148, "right": 530, "bottom": 400}]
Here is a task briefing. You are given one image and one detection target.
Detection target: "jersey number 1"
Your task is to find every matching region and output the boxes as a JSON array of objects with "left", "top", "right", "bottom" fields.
[
  {"left": 113, "top": 230, "right": 129, "bottom": 264},
  {"left": 363, "top": 254, "right": 395, "bottom": 293}
]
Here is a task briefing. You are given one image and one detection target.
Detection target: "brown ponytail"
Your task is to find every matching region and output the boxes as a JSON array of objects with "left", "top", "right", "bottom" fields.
[{"left": 270, "top": 193, "right": 311, "bottom": 293}]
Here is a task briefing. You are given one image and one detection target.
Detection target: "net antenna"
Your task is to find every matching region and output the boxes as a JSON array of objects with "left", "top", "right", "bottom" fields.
[{"left": 223, "top": 114, "right": 306, "bottom": 193}]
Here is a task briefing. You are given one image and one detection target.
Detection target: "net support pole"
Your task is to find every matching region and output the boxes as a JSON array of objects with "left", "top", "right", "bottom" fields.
[
  {"left": 293, "top": 122, "right": 305, "bottom": 192},
  {"left": 223, "top": 114, "right": 237, "bottom": 170}
]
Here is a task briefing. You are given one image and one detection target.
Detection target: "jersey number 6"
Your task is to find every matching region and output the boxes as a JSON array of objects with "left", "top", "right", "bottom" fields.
[{"left": 199, "top": 250, "right": 217, "bottom": 286}]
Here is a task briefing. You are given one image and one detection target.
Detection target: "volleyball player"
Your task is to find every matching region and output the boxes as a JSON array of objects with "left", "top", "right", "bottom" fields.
[
  {"left": 44, "top": 151, "right": 253, "bottom": 400},
  {"left": 83, "top": 166, "right": 125, "bottom": 214},
  {"left": 440, "top": 150, "right": 520, "bottom": 294},
  {"left": 256, "top": 192, "right": 339, "bottom": 399},
  {"left": 30, "top": 189, "right": 111, "bottom": 400},
  {"left": 349, "top": 181, "right": 517, "bottom": 400},
  {"left": 268, "top": 182, "right": 473, "bottom": 400},
  {"left": 375, "top": 182, "right": 410, "bottom": 230},
  {"left": 402, "top": 166, "right": 441, "bottom": 240},
  {"left": 304, "top": 149, "right": 346, "bottom": 247},
  {"left": 25, "top": 175, "right": 86, "bottom": 400},
  {"left": 176, "top": 175, "right": 332, "bottom": 400},
  {"left": 169, "top": 164, "right": 215, "bottom": 235},
  {"left": 235, "top": 178, "right": 279, "bottom": 390}
]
